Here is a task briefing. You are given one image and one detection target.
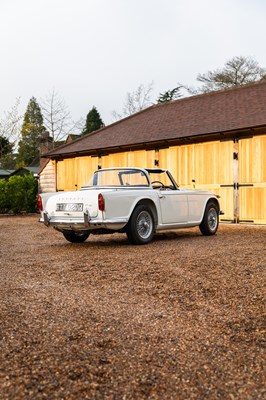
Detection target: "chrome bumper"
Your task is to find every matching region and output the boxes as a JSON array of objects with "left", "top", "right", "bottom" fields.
[{"left": 40, "top": 211, "right": 128, "bottom": 229}]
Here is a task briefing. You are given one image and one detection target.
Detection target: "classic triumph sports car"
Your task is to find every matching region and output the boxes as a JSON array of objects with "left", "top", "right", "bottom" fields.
[{"left": 38, "top": 167, "right": 221, "bottom": 245}]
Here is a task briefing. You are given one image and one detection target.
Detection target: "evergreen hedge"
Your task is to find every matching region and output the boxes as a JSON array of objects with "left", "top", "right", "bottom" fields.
[{"left": 0, "top": 174, "right": 38, "bottom": 214}]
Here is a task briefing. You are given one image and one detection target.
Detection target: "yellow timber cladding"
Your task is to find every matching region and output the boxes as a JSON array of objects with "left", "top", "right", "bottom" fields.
[{"left": 55, "top": 135, "right": 266, "bottom": 224}]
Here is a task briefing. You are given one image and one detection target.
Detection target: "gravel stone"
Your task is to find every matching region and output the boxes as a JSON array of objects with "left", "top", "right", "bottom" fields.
[{"left": 0, "top": 216, "right": 265, "bottom": 399}]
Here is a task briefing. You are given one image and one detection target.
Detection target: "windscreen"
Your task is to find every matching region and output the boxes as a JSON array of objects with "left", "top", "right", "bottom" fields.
[
  {"left": 148, "top": 170, "right": 176, "bottom": 188},
  {"left": 82, "top": 168, "right": 150, "bottom": 188}
]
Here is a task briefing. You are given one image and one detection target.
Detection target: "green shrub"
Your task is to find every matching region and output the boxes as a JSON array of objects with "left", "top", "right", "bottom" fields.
[
  {"left": 0, "top": 174, "right": 38, "bottom": 214},
  {"left": 0, "top": 179, "right": 10, "bottom": 213}
]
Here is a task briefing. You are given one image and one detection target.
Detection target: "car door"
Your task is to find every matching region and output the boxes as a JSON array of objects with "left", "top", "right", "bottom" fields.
[
  {"left": 187, "top": 192, "right": 208, "bottom": 223},
  {"left": 158, "top": 190, "right": 188, "bottom": 224}
]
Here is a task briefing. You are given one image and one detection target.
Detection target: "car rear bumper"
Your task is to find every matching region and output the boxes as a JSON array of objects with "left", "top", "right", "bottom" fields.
[{"left": 39, "top": 211, "right": 128, "bottom": 231}]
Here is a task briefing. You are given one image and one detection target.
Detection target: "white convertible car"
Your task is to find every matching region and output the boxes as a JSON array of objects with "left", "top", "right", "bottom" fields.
[{"left": 38, "top": 167, "right": 221, "bottom": 245}]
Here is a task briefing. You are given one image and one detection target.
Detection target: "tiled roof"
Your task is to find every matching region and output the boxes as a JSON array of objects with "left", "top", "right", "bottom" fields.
[
  {"left": 0, "top": 169, "right": 11, "bottom": 177},
  {"left": 46, "top": 81, "right": 266, "bottom": 158},
  {"left": 10, "top": 167, "right": 39, "bottom": 177}
]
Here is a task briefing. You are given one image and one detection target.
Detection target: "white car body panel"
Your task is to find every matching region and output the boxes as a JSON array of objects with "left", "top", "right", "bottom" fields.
[{"left": 39, "top": 167, "right": 220, "bottom": 241}]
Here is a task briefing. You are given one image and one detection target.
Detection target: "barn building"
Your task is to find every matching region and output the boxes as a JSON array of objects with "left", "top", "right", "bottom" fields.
[{"left": 39, "top": 81, "right": 266, "bottom": 224}]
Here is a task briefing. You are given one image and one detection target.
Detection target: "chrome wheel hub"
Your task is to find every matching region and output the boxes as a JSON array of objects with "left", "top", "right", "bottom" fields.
[
  {"left": 136, "top": 211, "right": 153, "bottom": 239},
  {"left": 208, "top": 208, "right": 218, "bottom": 231}
]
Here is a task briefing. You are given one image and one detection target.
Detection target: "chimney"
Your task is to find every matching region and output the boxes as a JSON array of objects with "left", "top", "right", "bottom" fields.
[{"left": 40, "top": 131, "right": 53, "bottom": 155}]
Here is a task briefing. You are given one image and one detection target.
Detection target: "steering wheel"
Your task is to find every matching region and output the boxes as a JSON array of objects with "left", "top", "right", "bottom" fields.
[{"left": 151, "top": 180, "right": 165, "bottom": 189}]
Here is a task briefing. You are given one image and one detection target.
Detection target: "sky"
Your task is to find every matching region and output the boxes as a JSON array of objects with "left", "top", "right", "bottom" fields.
[{"left": 1, "top": 0, "right": 266, "bottom": 127}]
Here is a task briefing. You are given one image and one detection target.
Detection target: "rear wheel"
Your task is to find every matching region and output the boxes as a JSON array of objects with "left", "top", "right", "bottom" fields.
[
  {"left": 199, "top": 202, "right": 219, "bottom": 236},
  {"left": 62, "top": 231, "right": 90, "bottom": 243},
  {"left": 126, "top": 205, "right": 155, "bottom": 245}
]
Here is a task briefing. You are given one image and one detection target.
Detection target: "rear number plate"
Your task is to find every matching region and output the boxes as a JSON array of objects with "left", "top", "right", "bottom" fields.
[{"left": 56, "top": 203, "right": 83, "bottom": 212}]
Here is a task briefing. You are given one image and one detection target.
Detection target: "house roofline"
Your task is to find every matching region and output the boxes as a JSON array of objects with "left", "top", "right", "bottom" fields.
[
  {"left": 46, "top": 124, "right": 266, "bottom": 161},
  {"left": 42, "top": 80, "right": 266, "bottom": 159}
]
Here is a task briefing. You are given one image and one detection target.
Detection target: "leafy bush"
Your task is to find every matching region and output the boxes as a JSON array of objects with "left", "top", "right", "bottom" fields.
[
  {"left": 0, "top": 174, "right": 38, "bottom": 214},
  {"left": 0, "top": 179, "right": 10, "bottom": 213}
]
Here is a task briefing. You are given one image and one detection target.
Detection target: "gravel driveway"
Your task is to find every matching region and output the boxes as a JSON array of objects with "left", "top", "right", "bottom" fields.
[{"left": 0, "top": 216, "right": 265, "bottom": 399}]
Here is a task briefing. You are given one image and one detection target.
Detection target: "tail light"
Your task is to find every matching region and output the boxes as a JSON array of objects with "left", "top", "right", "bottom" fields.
[
  {"left": 98, "top": 193, "right": 105, "bottom": 211},
  {"left": 37, "top": 195, "right": 43, "bottom": 212}
]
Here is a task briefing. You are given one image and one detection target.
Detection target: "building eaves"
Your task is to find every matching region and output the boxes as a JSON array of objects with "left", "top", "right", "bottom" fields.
[{"left": 44, "top": 80, "right": 266, "bottom": 159}]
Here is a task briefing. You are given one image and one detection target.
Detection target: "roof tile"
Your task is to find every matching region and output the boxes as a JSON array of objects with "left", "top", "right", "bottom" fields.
[{"left": 46, "top": 81, "right": 266, "bottom": 157}]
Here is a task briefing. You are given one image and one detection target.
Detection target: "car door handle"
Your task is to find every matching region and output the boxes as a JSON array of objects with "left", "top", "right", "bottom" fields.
[{"left": 159, "top": 194, "right": 166, "bottom": 199}]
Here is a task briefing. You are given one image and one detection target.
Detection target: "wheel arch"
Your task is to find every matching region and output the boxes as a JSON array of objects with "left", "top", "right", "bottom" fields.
[
  {"left": 208, "top": 197, "right": 220, "bottom": 211},
  {"left": 130, "top": 198, "right": 158, "bottom": 226},
  {"left": 200, "top": 197, "right": 220, "bottom": 223}
]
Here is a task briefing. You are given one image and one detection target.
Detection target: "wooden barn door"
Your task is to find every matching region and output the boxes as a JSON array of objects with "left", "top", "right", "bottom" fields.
[
  {"left": 159, "top": 136, "right": 266, "bottom": 224},
  {"left": 127, "top": 150, "right": 155, "bottom": 168},
  {"left": 101, "top": 152, "right": 128, "bottom": 169},
  {"left": 238, "top": 135, "right": 266, "bottom": 224},
  {"left": 56, "top": 156, "right": 98, "bottom": 191},
  {"left": 159, "top": 141, "right": 235, "bottom": 222},
  {"left": 193, "top": 141, "right": 235, "bottom": 222},
  {"left": 101, "top": 150, "right": 155, "bottom": 169},
  {"left": 57, "top": 158, "right": 76, "bottom": 191}
]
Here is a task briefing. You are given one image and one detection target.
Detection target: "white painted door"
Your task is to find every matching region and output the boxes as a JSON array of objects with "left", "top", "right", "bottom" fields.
[{"left": 158, "top": 191, "right": 188, "bottom": 224}]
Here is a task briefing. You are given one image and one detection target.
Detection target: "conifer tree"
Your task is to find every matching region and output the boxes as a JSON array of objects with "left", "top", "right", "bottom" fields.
[
  {"left": 17, "top": 97, "right": 45, "bottom": 166},
  {"left": 157, "top": 87, "right": 182, "bottom": 103},
  {"left": 82, "top": 106, "right": 104, "bottom": 135},
  {"left": 0, "top": 136, "right": 14, "bottom": 169},
  {"left": 0, "top": 136, "right": 13, "bottom": 159}
]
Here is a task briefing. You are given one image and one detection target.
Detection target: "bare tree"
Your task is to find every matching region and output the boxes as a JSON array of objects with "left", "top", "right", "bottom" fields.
[
  {"left": 41, "top": 90, "right": 82, "bottom": 147},
  {"left": 112, "top": 82, "right": 154, "bottom": 120},
  {"left": 196, "top": 56, "right": 266, "bottom": 93},
  {"left": 0, "top": 98, "right": 22, "bottom": 148}
]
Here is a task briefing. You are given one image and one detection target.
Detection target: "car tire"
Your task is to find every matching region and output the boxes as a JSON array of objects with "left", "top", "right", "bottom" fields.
[
  {"left": 62, "top": 231, "right": 90, "bottom": 243},
  {"left": 199, "top": 202, "right": 219, "bottom": 236},
  {"left": 126, "top": 205, "right": 155, "bottom": 245}
]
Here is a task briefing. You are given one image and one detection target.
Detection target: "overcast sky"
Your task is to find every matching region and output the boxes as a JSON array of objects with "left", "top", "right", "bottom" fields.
[{"left": 1, "top": 0, "right": 266, "bottom": 127}]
